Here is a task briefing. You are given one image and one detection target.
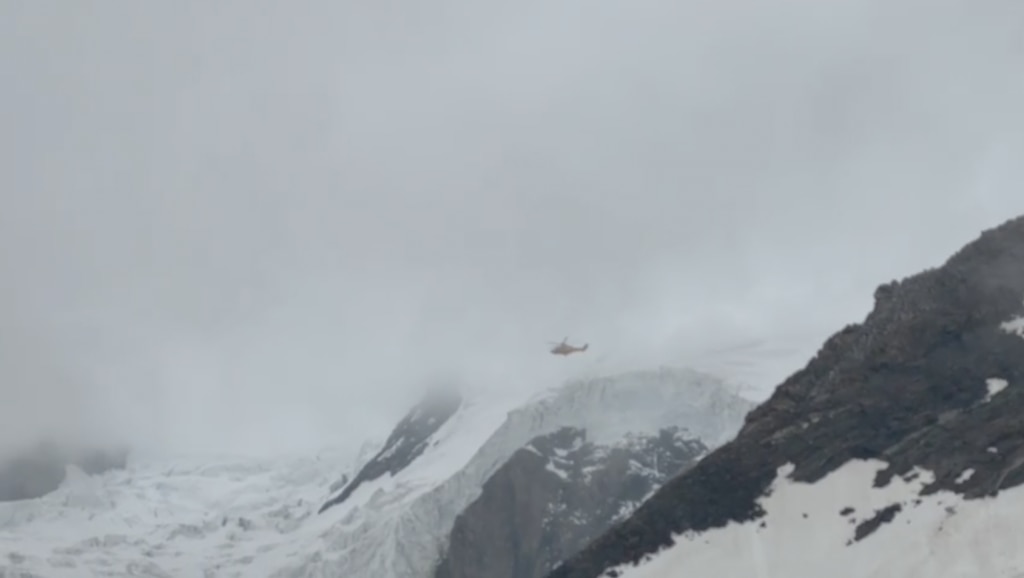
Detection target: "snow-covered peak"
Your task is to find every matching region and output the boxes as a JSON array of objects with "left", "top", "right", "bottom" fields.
[
  {"left": 276, "top": 366, "right": 754, "bottom": 578},
  {"left": 515, "top": 366, "right": 752, "bottom": 447}
]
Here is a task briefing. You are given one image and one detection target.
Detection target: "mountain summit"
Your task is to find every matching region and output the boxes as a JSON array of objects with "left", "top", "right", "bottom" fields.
[{"left": 548, "top": 215, "right": 1024, "bottom": 578}]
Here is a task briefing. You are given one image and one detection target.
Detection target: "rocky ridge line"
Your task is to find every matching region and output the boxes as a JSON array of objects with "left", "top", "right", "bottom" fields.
[{"left": 548, "top": 215, "right": 1024, "bottom": 578}]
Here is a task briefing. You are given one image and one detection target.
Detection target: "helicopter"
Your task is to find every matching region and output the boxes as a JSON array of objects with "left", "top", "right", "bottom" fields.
[{"left": 549, "top": 337, "right": 589, "bottom": 356}]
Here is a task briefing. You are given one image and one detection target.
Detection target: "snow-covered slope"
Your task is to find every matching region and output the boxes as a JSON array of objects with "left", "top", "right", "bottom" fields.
[
  {"left": 548, "top": 215, "right": 1024, "bottom": 578},
  {"left": 0, "top": 447, "right": 356, "bottom": 578},
  {"left": 604, "top": 459, "right": 1024, "bottom": 578},
  {"left": 319, "top": 388, "right": 462, "bottom": 515},
  {"left": 0, "top": 368, "right": 751, "bottom": 578},
  {"left": 282, "top": 367, "right": 752, "bottom": 578}
]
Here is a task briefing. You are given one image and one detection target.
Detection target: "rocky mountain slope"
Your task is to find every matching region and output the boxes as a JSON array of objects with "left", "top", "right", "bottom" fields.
[
  {"left": 282, "top": 367, "right": 753, "bottom": 578},
  {"left": 435, "top": 426, "right": 708, "bottom": 578},
  {"left": 319, "top": 388, "right": 461, "bottom": 514},
  {"left": 547, "top": 216, "right": 1024, "bottom": 578}
]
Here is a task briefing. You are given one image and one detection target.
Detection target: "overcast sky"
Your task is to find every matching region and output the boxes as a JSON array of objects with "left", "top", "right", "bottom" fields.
[{"left": 2, "top": 0, "right": 1023, "bottom": 456}]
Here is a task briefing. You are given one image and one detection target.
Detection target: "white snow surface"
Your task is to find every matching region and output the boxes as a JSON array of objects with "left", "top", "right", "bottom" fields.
[
  {"left": 985, "top": 378, "right": 1009, "bottom": 401},
  {"left": 1000, "top": 316, "right": 1024, "bottom": 338},
  {"left": 0, "top": 367, "right": 751, "bottom": 578},
  {"left": 0, "top": 447, "right": 357, "bottom": 578},
  {"left": 284, "top": 366, "right": 751, "bottom": 578},
  {"left": 601, "top": 459, "right": 1024, "bottom": 578}
]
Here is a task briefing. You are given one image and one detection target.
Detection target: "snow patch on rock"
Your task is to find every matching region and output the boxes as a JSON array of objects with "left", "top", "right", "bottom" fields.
[
  {"left": 1000, "top": 316, "right": 1024, "bottom": 338},
  {"left": 984, "top": 378, "right": 1009, "bottom": 402}
]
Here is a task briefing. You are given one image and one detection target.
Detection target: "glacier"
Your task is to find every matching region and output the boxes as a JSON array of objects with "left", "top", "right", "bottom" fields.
[
  {"left": 279, "top": 367, "right": 753, "bottom": 578},
  {"left": 0, "top": 367, "right": 752, "bottom": 578}
]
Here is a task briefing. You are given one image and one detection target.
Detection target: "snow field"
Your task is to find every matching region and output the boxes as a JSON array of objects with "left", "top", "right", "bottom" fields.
[{"left": 603, "top": 459, "right": 1024, "bottom": 578}]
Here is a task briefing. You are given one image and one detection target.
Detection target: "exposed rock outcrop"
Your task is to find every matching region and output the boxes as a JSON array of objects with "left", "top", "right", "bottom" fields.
[
  {"left": 435, "top": 427, "right": 707, "bottom": 578},
  {"left": 319, "top": 388, "right": 462, "bottom": 514},
  {"left": 548, "top": 215, "right": 1024, "bottom": 577}
]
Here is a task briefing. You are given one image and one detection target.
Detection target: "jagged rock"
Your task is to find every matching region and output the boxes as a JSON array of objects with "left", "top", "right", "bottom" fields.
[
  {"left": 547, "top": 215, "right": 1024, "bottom": 577},
  {"left": 435, "top": 427, "right": 707, "bottom": 578},
  {"left": 319, "top": 388, "right": 462, "bottom": 514}
]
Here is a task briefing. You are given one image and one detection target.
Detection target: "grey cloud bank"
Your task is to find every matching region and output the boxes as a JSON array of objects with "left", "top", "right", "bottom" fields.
[{"left": 1, "top": 0, "right": 1023, "bottom": 456}]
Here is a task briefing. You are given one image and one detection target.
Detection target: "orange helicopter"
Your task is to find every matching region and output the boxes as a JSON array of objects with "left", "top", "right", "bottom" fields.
[{"left": 549, "top": 337, "right": 589, "bottom": 356}]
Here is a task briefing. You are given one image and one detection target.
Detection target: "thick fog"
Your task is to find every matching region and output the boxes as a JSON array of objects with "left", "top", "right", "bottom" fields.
[{"left": 2, "top": 0, "right": 1023, "bottom": 456}]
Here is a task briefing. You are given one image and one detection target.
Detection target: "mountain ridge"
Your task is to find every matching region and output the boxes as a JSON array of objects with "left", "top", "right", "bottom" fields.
[
  {"left": 434, "top": 425, "right": 709, "bottom": 578},
  {"left": 319, "top": 388, "right": 462, "bottom": 514},
  {"left": 278, "top": 367, "right": 754, "bottom": 578},
  {"left": 547, "top": 214, "right": 1024, "bottom": 578}
]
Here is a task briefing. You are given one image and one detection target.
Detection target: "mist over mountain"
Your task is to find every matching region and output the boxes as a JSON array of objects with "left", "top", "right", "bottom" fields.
[
  {"left": 1, "top": 0, "right": 1024, "bottom": 576},
  {"left": 3, "top": 0, "right": 1024, "bottom": 459}
]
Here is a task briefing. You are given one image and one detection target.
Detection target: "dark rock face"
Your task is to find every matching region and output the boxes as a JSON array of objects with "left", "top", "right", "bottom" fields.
[
  {"left": 548, "top": 215, "right": 1024, "bottom": 578},
  {"left": 319, "top": 388, "right": 462, "bottom": 514},
  {"left": 0, "top": 442, "right": 129, "bottom": 502},
  {"left": 435, "top": 426, "right": 707, "bottom": 578},
  {"left": 852, "top": 503, "right": 902, "bottom": 542}
]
